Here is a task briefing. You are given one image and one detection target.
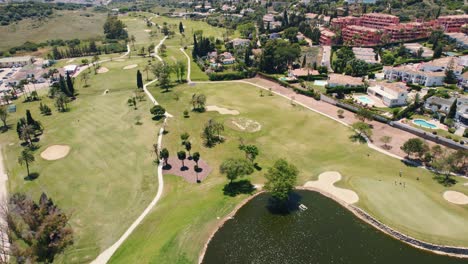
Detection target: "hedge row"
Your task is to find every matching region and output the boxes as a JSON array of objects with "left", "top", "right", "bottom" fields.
[
  {"left": 208, "top": 71, "right": 256, "bottom": 81},
  {"left": 325, "top": 85, "right": 367, "bottom": 94}
]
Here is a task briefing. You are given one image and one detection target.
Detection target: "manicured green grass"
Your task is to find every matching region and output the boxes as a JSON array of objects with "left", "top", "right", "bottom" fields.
[
  {"left": 1, "top": 57, "right": 160, "bottom": 263},
  {"left": 109, "top": 82, "right": 468, "bottom": 264},
  {"left": 185, "top": 48, "right": 209, "bottom": 81},
  {"left": 0, "top": 9, "right": 107, "bottom": 51}
]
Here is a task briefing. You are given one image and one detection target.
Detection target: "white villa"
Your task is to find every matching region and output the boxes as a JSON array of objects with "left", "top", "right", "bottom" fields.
[
  {"left": 0, "top": 56, "right": 34, "bottom": 68},
  {"left": 383, "top": 56, "right": 464, "bottom": 87},
  {"left": 367, "top": 82, "right": 408, "bottom": 107}
]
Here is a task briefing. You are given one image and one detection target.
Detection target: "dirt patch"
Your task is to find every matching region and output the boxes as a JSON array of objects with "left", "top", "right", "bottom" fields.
[
  {"left": 303, "top": 171, "right": 359, "bottom": 204},
  {"left": 443, "top": 191, "right": 468, "bottom": 205},
  {"left": 226, "top": 117, "right": 261, "bottom": 133},
  {"left": 162, "top": 157, "right": 211, "bottom": 183},
  {"left": 41, "top": 145, "right": 71, "bottom": 160},
  {"left": 123, "top": 64, "right": 138, "bottom": 70},
  {"left": 206, "top": 105, "right": 239, "bottom": 115},
  {"left": 66, "top": 58, "right": 75, "bottom": 63},
  {"left": 115, "top": 59, "right": 125, "bottom": 62},
  {"left": 97, "top": 67, "right": 109, "bottom": 74}
]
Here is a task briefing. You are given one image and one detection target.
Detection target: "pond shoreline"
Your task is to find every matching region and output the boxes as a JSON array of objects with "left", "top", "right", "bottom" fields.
[{"left": 199, "top": 188, "right": 468, "bottom": 263}]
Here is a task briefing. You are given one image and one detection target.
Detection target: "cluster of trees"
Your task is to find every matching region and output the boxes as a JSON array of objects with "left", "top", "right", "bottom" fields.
[
  {"left": 259, "top": 39, "right": 301, "bottom": 74},
  {"left": 190, "top": 93, "right": 206, "bottom": 112},
  {"left": 192, "top": 34, "right": 215, "bottom": 59},
  {"left": 202, "top": 119, "right": 224, "bottom": 147},
  {"left": 51, "top": 41, "right": 127, "bottom": 60},
  {"left": 400, "top": 138, "right": 467, "bottom": 182},
  {"left": 103, "top": 16, "right": 128, "bottom": 40},
  {"left": 48, "top": 73, "right": 74, "bottom": 112},
  {"left": 0, "top": 2, "right": 82, "bottom": 26},
  {"left": 6, "top": 193, "right": 73, "bottom": 262},
  {"left": 16, "top": 110, "right": 43, "bottom": 148},
  {"left": 150, "top": 60, "right": 187, "bottom": 91},
  {"left": 333, "top": 47, "right": 371, "bottom": 76}
]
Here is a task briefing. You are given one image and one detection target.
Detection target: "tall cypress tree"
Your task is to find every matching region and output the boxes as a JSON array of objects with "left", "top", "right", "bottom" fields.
[
  {"left": 66, "top": 72, "right": 74, "bottom": 97},
  {"left": 136, "top": 70, "right": 143, "bottom": 89},
  {"left": 59, "top": 75, "right": 71, "bottom": 97},
  {"left": 192, "top": 34, "right": 198, "bottom": 58},
  {"left": 448, "top": 99, "right": 457, "bottom": 119},
  {"left": 179, "top": 22, "right": 184, "bottom": 34}
]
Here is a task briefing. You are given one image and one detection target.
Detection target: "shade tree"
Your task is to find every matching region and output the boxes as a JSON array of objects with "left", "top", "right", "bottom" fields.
[
  {"left": 220, "top": 158, "right": 254, "bottom": 183},
  {"left": 264, "top": 159, "right": 298, "bottom": 205}
]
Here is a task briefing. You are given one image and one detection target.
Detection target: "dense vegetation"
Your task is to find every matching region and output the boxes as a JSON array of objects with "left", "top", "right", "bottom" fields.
[{"left": 0, "top": 2, "right": 85, "bottom": 26}]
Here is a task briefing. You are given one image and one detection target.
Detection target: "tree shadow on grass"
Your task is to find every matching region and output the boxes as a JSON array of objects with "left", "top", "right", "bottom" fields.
[
  {"left": 162, "top": 164, "right": 172, "bottom": 170},
  {"left": 349, "top": 134, "right": 366, "bottom": 143},
  {"left": 24, "top": 172, "right": 39, "bottom": 181},
  {"left": 266, "top": 192, "right": 302, "bottom": 215},
  {"left": 223, "top": 180, "right": 255, "bottom": 197},
  {"left": 254, "top": 163, "right": 262, "bottom": 171},
  {"left": 433, "top": 174, "right": 457, "bottom": 187}
]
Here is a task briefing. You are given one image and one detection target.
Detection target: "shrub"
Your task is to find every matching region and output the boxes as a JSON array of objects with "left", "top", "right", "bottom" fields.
[
  {"left": 448, "top": 127, "right": 456, "bottom": 134},
  {"left": 208, "top": 71, "right": 255, "bottom": 81},
  {"left": 150, "top": 105, "right": 166, "bottom": 119}
]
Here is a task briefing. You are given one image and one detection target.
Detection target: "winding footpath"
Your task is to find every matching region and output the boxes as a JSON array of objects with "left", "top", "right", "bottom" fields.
[{"left": 90, "top": 37, "right": 169, "bottom": 264}]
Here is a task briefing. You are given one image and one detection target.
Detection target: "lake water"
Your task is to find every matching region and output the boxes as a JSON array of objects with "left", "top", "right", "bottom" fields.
[{"left": 202, "top": 191, "right": 467, "bottom": 264}]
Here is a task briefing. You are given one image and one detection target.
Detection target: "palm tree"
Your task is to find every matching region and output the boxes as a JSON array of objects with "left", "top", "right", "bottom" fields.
[
  {"left": 177, "top": 151, "right": 186, "bottom": 168},
  {"left": 18, "top": 149, "right": 35, "bottom": 177},
  {"left": 20, "top": 124, "right": 34, "bottom": 146},
  {"left": 144, "top": 64, "right": 151, "bottom": 81},
  {"left": 130, "top": 35, "right": 136, "bottom": 51},
  {"left": 192, "top": 152, "right": 200, "bottom": 166}
]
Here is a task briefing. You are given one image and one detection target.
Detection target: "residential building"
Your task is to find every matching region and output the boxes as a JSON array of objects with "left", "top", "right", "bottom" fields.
[
  {"left": 367, "top": 81, "right": 408, "bottom": 107},
  {"left": 420, "top": 57, "right": 463, "bottom": 75},
  {"left": 437, "top": 15, "right": 468, "bottom": 33},
  {"left": 230, "top": 38, "right": 250, "bottom": 48},
  {"left": 64, "top": 64, "right": 78, "bottom": 74},
  {"left": 424, "top": 96, "right": 456, "bottom": 114},
  {"left": 383, "top": 65, "right": 445, "bottom": 87},
  {"left": 330, "top": 16, "right": 361, "bottom": 30},
  {"left": 352, "top": 47, "right": 378, "bottom": 64},
  {"left": 445, "top": 32, "right": 468, "bottom": 49},
  {"left": 403, "top": 43, "right": 434, "bottom": 58},
  {"left": 327, "top": 74, "right": 364, "bottom": 87},
  {"left": 460, "top": 71, "right": 468, "bottom": 90},
  {"left": 360, "top": 13, "right": 399, "bottom": 29},
  {"left": 384, "top": 22, "right": 434, "bottom": 43},
  {"left": 220, "top": 52, "right": 235, "bottom": 64},
  {"left": 0, "top": 56, "right": 34, "bottom": 68},
  {"left": 289, "top": 68, "right": 319, "bottom": 78},
  {"left": 319, "top": 27, "right": 336, "bottom": 45},
  {"left": 455, "top": 98, "right": 468, "bottom": 126},
  {"left": 342, "top": 25, "right": 381, "bottom": 46}
]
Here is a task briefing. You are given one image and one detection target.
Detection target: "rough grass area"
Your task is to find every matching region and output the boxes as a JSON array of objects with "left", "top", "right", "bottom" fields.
[
  {"left": 0, "top": 9, "right": 107, "bottom": 51},
  {"left": 109, "top": 82, "right": 468, "bottom": 264},
  {"left": 1, "top": 57, "right": 160, "bottom": 263}
]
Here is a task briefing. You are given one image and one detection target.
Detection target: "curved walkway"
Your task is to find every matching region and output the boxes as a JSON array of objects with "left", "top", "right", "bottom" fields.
[
  {"left": 90, "top": 37, "right": 169, "bottom": 264},
  {"left": 72, "top": 45, "right": 131, "bottom": 78}
]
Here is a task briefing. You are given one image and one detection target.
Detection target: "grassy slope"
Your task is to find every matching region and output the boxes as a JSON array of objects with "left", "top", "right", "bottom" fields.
[
  {"left": 0, "top": 9, "right": 107, "bottom": 51},
  {"left": 109, "top": 82, "right": 468, "bottom": 264},
  {"left": 1, "top": 58, "right": 161, "bottom": 263}
]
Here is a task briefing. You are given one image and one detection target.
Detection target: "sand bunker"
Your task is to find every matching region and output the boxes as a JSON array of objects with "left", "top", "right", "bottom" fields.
[
  {"left": 97, "top": 67, "right": 109, "bottom": 74},
  {"left": 115, "top": 59, "right": 125, "bottom": 62},
  {"left": 226, "top": 117, "right": 261, "bottom": 133},
  {"left": 206, "top": 105, "right": 239, "bottom": 115},
  {"left": 41, "top": 145, "right": 70, "bottom": 160},
  {"left": 303, "top": 171, "right": 359, "bottom": 204},
  {"left": 144, "top": 29, "right": 151, "bottom": 32},
  {"left": 123, "top": 64, "right": 138, "bottom": 70},
  {"left": 443, "top": 191, "right": 468, "bottom": 205}
]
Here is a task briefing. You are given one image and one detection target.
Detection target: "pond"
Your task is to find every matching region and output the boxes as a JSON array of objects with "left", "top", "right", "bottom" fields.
[{"left": 202, "top": 191, "right": 467, "bottom": 264}]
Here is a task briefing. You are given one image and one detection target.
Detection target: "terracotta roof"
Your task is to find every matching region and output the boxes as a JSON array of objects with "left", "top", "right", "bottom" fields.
[{"left": 328, "top": 74, "right": 363, "bottom": 86}]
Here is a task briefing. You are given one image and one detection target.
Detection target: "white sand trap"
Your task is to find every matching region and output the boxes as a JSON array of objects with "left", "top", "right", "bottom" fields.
[
  {"left": 206, "top": 105, "right": 239, "bottom": 115},
  {"left": 304, "top": 172, "right": 359, "bottom": 204},
  {"left": 144, "top": 29, "right": 151, "bottom": 32},
  {"left": 41, "top": 145, "right": 70, "bottom": 160},
  {"left": 97, "top": 67, "right": 109, "bottom": 74},
  {"left": 464, "top": 183, "right": 468, "bottom": 186},
  {"left": 123, "top": 64, "right": 138, "bottom": 70},
  {"left": 102, "top": 89, "right": 109, "bottom": 95},
  {"left": 443, "top": 191, "right": 468, "bottom": 205},
  {"left": 227, "top": 117, "right": 261, "bottom": 133}
]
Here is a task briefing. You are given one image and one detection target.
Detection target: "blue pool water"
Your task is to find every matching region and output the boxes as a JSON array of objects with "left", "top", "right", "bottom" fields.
[
  {"left": 357, "top": 95, "right": 374, "bottom": 104},
  {"left": 314, "top": 80, "right": 327, "bottom": 86},
  {"left": 413, "top": 119, "right": 437, "bottom": 129}
]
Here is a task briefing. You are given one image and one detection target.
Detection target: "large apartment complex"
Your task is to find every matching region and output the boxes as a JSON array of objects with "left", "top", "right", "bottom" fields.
[{"left": 328, "top": 13, "right": 468, "bottom": 46}]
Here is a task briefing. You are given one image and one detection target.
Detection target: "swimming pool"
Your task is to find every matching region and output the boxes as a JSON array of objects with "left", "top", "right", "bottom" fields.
[
  {"left": 314, "top": 80, "right": 327, "bottom": 86},
  {"left": 356, "top": 95, "right": 375, "bottom": 105},
  {"left": 413, "top": 119, "right": 437, "bottom": 129}
]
